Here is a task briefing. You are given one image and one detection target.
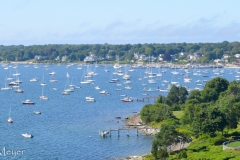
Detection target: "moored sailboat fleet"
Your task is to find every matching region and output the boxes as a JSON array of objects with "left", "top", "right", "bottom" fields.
[{"left": 0, "top": 62, "right": 236, "bottom": 139}]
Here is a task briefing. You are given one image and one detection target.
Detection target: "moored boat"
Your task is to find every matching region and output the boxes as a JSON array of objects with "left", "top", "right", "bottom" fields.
[
  {"left": 22, "top": 100, "right": 35, "bottom": 105},
  {"left": 121, "top": 97, "right": 133, "bottom": 102},
  {"left": 22, "top": 133, "right": 33, "bottom": 138}
]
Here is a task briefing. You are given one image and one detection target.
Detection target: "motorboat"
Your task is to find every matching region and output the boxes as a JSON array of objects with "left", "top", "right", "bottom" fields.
[
  {"left": 95, "top": 86, "right": 101, "bottom": 90},
  {"left": 62, "top": 91, "right": 70, "bottom": 95},
  {"left": 22, "top": 133, "right": 33, "bottom": 138},
  {"left": 50, "top": 79, "right": 58, "bottom": 82},
  {"left": 15, "top": 88, "right": 24, "bottom": 93},
  {"left": 49, "top": 72, "right": 57, "bottom": 75},
  {"left": 80, "top": 81, "right": 91, "bottom": 84},
  {"left": 99, "top": 90, "right": 109, "bottom": 94},
  {"left": 30, "top": 78, "right": 38, "bottom": 82},
  {"left": 34, "top": 110, "right": 41, "bottom": 114},
  {"left": 121, "top": 97, "right": 133, "bottom": 102},
  {"left": 86, "top": 96, "right": 95, "bottom": 102},
  {"left": 1, "top": 86, "right": 12, "bottom": 90},
  {"left": 124, "top": 86, "right": 132, "bottom": 90},
  {"left": 22, "top": 100, "right": 35, "bottom": 105}
]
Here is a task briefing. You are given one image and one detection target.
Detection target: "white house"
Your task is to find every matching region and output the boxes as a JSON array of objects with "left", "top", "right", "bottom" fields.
[
  {"left": 235, "top": 54, "right": 240, "bottom": 58},
  {"left": 84, "top": 53, "right": 98, "bottom": 62},
  {"left": 61, "top": 55, "right": 67, "bottom": 61}
]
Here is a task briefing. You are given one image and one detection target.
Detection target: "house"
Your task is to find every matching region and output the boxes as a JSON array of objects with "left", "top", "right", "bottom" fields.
[
  {"left": 188, "top": 52, "right": 202, "bottom": 60},
  {"left": 179, "top": 52, "right": 188, "bottom": 57},
  {"left": 61, "top": 55, "right": 67, "bottom": 61},
  {"left": 34, "top": 55, "right": 46, "bottom": 60},
  {"left": 55, "top": 56, "right": 60, "bottom": 61},
  {"left": 84, "top": 53, "right": 98, "bottom": 62},
  {"left": 235, "top": 54, "right": 240, "bottom": 58},
  {"left": 222, "top": 54, "right": 230, "bottom": 59}
]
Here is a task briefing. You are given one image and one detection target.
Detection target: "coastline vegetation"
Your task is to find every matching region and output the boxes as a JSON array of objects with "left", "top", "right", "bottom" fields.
[
  {"left": 0, "top": 41, "right": 240, "bottom": 64},
  {"left": 140, "top": 77, "right": 240, "bottom": 159}
]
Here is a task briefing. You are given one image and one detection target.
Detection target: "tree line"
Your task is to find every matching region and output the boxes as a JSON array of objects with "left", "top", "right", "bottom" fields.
[{"left": 0, "top": 41, "right": 240, "bottom": 62}]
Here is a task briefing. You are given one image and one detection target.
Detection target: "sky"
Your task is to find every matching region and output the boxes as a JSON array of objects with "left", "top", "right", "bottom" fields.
[{"left": 0, "top": 0, "right": 240, "bottom": 45}]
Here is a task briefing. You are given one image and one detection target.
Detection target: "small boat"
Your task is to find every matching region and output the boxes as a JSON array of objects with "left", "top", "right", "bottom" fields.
[
  {"left": 8, "top": 106, "right": 13, "bottom": 123},
  {"left": 86, "top": 96, "right": 95, "bottom": 102},
  {"left": 1, "top": 86, "right": 12, "bottom": 90},
  {"left": 49, "top": 72, "right": 57, "bottom": 75},
  {"left": 15, "top": 88, "right": 24, "bottom": 93},
  {"left": 95, "top": 86, "right": 101, "bottom": 90},
  {"left": 8, "top": 117, "right": 13, "bottom": 123},
  {"left": 99, "top": 90, "right": 109, "bottom": 94},
  {"left": 34, "top": 111, "right": 41, "bottom": 115},
  {"left": 148, "top": 79, "right": 156, "bottom": 84},
  {"left": 124, "top": 86, "right": 132, "bottom": 90},
  {"left": 50, "top": 79, "right": 58, "bottom": 82},
  {"left": 62, "top": 91, "right": 70, "bottom": 95},
  {"left": 80, "top": 81, "right": 91, "bottom": 84},
  {"left": 40, "top": 96, "right": 49, "bottom": 100},
  {"left": 121, "top": 97, "right": 133, "bottom": 102},
  {"left": 22, "top": 133, "right": 33, "bottom": 138},
  {"left": 22, "top": 100, "right": 35, "bottom": 105},
  {"left": 30, "top": 78, "right": 38, "bottom": 82}
]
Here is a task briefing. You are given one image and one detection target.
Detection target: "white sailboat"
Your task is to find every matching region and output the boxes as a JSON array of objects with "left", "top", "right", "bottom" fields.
[
  {"left": 8, "top": 106, "right": 13, "bottom": 123},
  {"left": 15, "top": 85, "right": 24, "bottom": 93},
  {"left": 1, "top": 76, "right": 12, "bottom": 90},
  {"left": 40, "top": 86, "right": 48, "bottom": 100},
  {"left": 40, "top": 74, "right": 47, "bottom": 86}
]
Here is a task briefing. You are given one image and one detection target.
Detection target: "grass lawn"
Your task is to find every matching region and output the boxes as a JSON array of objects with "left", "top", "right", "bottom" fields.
[
  {"left": 173, "top": 111, "right": 184, "bottom": 119},
  {"left": 226, "top": 141, "right": 240, "bottom": 148}
]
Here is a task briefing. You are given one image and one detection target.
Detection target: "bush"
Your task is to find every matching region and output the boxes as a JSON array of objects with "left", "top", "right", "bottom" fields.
[
  {"left": 178, "top": 150, "right": 187, "bottom": 158},
  {"left": 210, "top": 135, "right": 226, "bottom": 145}
]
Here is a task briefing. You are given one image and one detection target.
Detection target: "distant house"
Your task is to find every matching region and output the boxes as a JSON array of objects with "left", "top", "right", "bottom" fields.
[
  {"left": 84, "top": 53, "right": 98, "bottom": 62},
  {"left": 179, "top": 52, "right": 188, "bottom": 57},
  {"left": 34, "top": 55, "right": 45, "bottom": 60},
  {"left": 55, "top": 56, "right": 60, "bottom": 61},
  {"left": 188, "top": 52, "right": 202, "bottom": 60},
  {"left": 235, "top": 54, "right": 240, "bottom": 58},
  {"left": 158, "top": 54, "right": 164, "bottom": 61},
  {"left": 61, "top": 55, "right": 67, "bottom": 61},
  {"left": 222, "top": 54, "right": 230, "bottom": 59},
  {"left": 214, "top": 59, "right": 224, "bottom": 63}
]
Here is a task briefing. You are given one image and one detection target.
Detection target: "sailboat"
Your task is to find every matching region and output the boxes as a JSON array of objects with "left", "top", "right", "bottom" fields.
[
  {"left": 8, "top": 106, "right": 13, "bottom": 123},
  {"left": 40, "top": 86, "right": 49, "bottom": 100},
  {"left": 15, "top": 85, "right": 24, "bottom": 93},
  {"left": 1, "top": 76, "right": 12, "bottom": 90},
  {"left": 50, "top": 74, "right": 58, "bottom": 82},
  {"left": 40, "top": 74, "right": 47, "bottom": 86}
]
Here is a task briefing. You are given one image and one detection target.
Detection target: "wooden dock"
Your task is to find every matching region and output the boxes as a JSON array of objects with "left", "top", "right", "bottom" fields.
[{"left": 99, "top": 127, "right": 153, "bottom": 138}]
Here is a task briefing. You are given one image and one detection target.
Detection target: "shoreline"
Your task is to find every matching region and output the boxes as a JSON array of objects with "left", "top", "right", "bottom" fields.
[
  {"left": 122, "top": 114, "right": 190, "bottom": 160},
  {"left": 2, "top": 61, "right": 240, "bottom": 68},
  {"left": 125, "top": 114, "right": 160, "bottom": 135}
]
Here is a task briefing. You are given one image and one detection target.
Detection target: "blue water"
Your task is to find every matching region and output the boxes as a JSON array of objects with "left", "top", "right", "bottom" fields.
[{"left": 0, "top": 64, "right": 238, "bottom": 159}]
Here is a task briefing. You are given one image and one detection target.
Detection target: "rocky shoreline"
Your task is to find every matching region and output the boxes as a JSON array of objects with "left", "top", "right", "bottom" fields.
[
  {"left": 121, "top": 114, "right": 190, "bottom": 160},
  {"left": 125, "top": 114, "right": 160, "bottom": 136}
]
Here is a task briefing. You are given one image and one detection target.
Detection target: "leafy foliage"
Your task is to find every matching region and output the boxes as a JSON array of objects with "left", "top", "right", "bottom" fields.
[{"left": 1, "top": 41, "right": 240, "bottom": 62}]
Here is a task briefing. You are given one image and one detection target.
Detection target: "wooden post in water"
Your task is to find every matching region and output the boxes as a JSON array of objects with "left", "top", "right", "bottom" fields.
[
  {"left": 127, "top": 130, "right": 129, "bottom": 137},
  {"left": 137, "top": 129, "right": 138, "bottom": 136},
  {"left": 118, "top": 129, "right": 120, "bottom": 137}
]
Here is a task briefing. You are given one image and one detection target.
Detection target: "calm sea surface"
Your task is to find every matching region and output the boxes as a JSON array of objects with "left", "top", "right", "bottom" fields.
[{"left": 0, "top": 64, "right": 238, "bottom": 159}]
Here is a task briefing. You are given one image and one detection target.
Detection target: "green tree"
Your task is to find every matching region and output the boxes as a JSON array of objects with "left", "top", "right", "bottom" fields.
[{"left": 166, "top": 85, "right": 179, "bottom": 106}]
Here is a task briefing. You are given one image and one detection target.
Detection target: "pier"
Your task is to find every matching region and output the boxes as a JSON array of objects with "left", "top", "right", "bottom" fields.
[{"left": 99, "top": 127, "right": 156, "bottom": 138}]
